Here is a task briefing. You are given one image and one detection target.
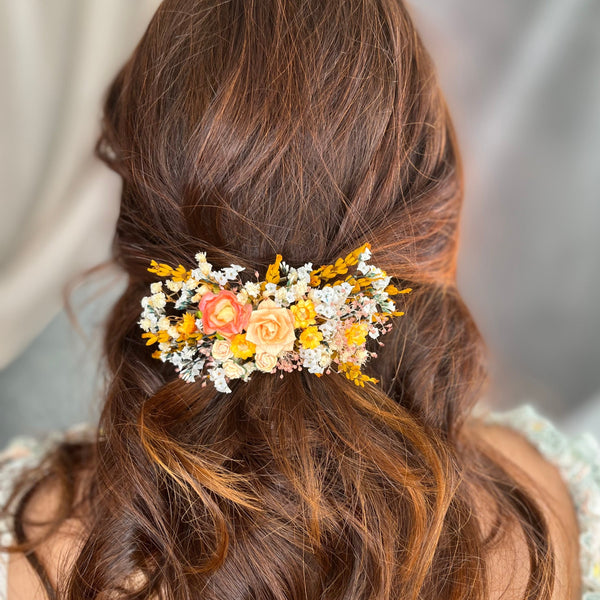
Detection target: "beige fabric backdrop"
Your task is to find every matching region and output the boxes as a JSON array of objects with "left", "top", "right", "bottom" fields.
[{"left": 0, "top": 0, "right": 161, "bottom": 368}]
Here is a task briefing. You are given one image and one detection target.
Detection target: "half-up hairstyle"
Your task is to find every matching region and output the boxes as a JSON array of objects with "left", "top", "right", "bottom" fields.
[{"left": 1, "top": 0, "right": 556, "bottom": 598}]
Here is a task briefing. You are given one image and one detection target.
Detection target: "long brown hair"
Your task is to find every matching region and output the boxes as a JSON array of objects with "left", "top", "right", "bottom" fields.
[{"left": 2, "top": 0, "right": 556, "bottom": 598}]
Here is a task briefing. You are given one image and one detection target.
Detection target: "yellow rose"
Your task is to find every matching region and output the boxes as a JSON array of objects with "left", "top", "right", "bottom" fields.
[
  {"left": 299, "top": 325, "right": 323, "bottom": 349},
  {"left": 290, "top": 298, "right": 317, "bottom": 328},
  {"left": 254, "top": 351, "right": 278, "bottom": 372},
  {"left": 344, "top": 322, "right": 368, "bottom": 346},
  {"left": 230, "top": 333, "right": 256, "bottom": 359},
  {"left": 245, "top": 299, "right": 296, "bottom": 355}
]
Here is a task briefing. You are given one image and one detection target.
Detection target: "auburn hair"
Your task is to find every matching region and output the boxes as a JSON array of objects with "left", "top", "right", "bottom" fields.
[{"left": 2, "top": 0, "right": 556, "bottom": 598}]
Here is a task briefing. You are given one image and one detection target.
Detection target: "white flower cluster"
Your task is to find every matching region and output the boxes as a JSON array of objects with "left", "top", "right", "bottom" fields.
[{"left": 298, "top": 346, "right": 332, "bottom": 374}]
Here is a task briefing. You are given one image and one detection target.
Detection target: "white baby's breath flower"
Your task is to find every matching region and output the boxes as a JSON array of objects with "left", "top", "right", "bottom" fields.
[
  {"left": 379, "top": 299, "right": 396, "bottom": 313},
  {"left": 150, "top": 282, "right": 163, "bottom": 294},
  {"left": 314, "top": 303, "right": 336, "bottom": 319},
  {"left": 354, "top": 347, "right": 368, "bottom": 364},
  {"left": 244, "top": 281, "right": 261, "bottom": 297},
  {"left": 158, "top": 342, "right": 171, "bottom": 352},
  {"left": 174, "top": 290, "right": 192, "bottom": 310},
  {"left": 167, "top": 326, "right": 179, "bottom": 339},
  {"left": 338, "top": 282, "right": 353, "bottom": 295},
  {"left": 144, "top": 312, "right": 159, "bottom": 328},
  {"left": 199, "top": 262, "right": 212, "bottom": 277},
  {"left": 243, "top": 362, "right": 257, "bottom": 377},
  {"left": 299, "top": 347, "right": 325, "bottom": 374},
  {"left": 212, "top": 271, "right": 228, "bottom": 286},
  {"left": 207, "top": 366, "right": 231, "bottom": 393},
  {"left": 318, "top": 348, "right": 332, "bottom": 368},
  {"left": 356, "top": 261, "right": 370, "bottom": 275},
  {"left": 192, "top": 284, "right": 212, "bottom": 303},
  {"left": 296, "top": 265, "right": 312, "bottom": 284},
  {"left": 337, "top": 347, "right": 355, "bottom": 363},
  {"left": 166, "top": 279, "right": 183, "bottom": 292},
  {"left": 290, "top": 281, "right": 308, "bottom": 299},
  {"left": 158, "top": 316, "right": 171, "bottom": 330},
  {"left": 180, "top": 345, "right": 195, "bottom": 361},
  {"left": 186, "top": 359, "right": 205, "bottom": 381},
  {"left": 371, "top": 275, "right": 391, "bottom": 291},
  {"left": 275, "top": 287, "right": 289, "bottom": 305},
  {"left": 195, "top": 252, "right": 207, "bottom": 264},
  {"left": 149, "top": 292, "right": 167, "bottom": 310},
  {"left": 214, "top": 379, "right": 232, "bottom": 393},
  {"left": 139, "top": 318, "right": 152, "bottom": 332},
  {"left": 223, "top": 265, "right": 245, "bottom": 280},
  {"left": 318, "top": 320, "right": 338, "bottom": 340},
  {"left": 263, "top": 282, "right": 277, "bottom": 296},
  {"left": 358, "top": 247, "right": 371, "bottom": 261},
  {"left": 183, "top": 277, "right": 199, "bottom": 290},
  {"left": 360, "top": 297, "right": 379, "bottom": 319},
  {"left": 285, "top": 267, "right": 298, "bottom": 284},
  {"left": 236, "top": 290, "right": 249, "bottom": 304}
]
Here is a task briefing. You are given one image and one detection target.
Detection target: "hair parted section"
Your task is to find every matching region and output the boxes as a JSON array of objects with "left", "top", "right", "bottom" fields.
[{"left": 1, "top": 0, "right": 555, "bottom": 598}]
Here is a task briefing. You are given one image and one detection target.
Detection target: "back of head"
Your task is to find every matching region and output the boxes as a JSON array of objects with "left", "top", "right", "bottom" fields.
[{"left": 4, "top": 1, "right": 557, "bottom": 599}]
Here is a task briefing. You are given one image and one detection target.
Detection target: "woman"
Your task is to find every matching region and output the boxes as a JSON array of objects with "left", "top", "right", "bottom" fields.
[{"left": 1, "top": 0, "right": 598, "bottom": 598}]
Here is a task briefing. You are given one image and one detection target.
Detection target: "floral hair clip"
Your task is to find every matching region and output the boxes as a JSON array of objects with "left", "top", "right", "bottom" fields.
[{"left": 138, "top": 243, "right": 411, "bottom": 393}]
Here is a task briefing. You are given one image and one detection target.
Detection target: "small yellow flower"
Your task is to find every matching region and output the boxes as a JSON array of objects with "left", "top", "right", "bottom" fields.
[
  {"left": 290, "top": 299, "right": 317, "bottom": 328},
  {"left": 230, "top": 333, "right": 256, "bottom": 359},
  {"left": 172, "top": 264, "right": 191, "bottom": 282},
  {"left": 142, "top": 330, "right": 170, "bottom": 346},
  {"left": 299, "top": 326, "right": 323, "bottom": 349},
  {"left": 265, "top": 254, "right": 282, "bottom": 284},
  {"left": 148, "top": 260, "right": 174, "bottom": 277},
  {"left": 344, "top": 242, "right": 370, "bottom": 266},
  {"left": 338, "top": 362, "right": 379, "bottom": 387},
  {"left": 344, "top": 322, "right": 368, "bottom": 346},
  {"left": 178, "top": 313, "right": 197, "bottom": 337}
]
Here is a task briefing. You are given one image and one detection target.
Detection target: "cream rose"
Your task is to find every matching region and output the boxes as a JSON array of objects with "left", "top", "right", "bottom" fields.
[
  {"left": 245, "top": 299, "right": 296, "bottom": 355},
  {"left": 211, "top": 339, "right": 233, "bottom": 360},
  {"left": 254, "top": 351, "right": 278, "bottom": 372},
  {"left": 222, "top": 359, "right": 246, "bottom": 379}
]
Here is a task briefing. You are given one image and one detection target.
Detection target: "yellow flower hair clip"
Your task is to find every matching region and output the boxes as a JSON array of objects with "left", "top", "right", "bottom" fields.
[{"left": 138, "top": 243, "right": 411, "bottom": 393}]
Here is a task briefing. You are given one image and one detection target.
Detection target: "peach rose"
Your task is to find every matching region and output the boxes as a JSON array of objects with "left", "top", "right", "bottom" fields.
[
  {"left": 245, "top": 299, "right": 296, "bottom": 355},
  {"left": 198, "top": 290, "right": 252, "bottom": 339},
  {"left": 222, "top": 359, "right": 246, "bottom": 379},
  {"left": 211, "top": 339, "right": 233, "bottom": 360},
  {"left": 254, "top": 351, "right": 278, "bottom": 372}
]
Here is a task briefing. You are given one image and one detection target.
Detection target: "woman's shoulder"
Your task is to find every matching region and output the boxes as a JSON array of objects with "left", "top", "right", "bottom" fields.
[
  {"left": 468, "top": 403, "right": 600, "bottom": 599},
  {"left": 0, "top": 423, "right": 95, "bottom": 600}
]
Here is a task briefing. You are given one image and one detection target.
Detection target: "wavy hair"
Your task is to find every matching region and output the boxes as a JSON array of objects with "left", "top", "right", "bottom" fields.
[{"left": 2, "top": 0, "right": 556, "bottom": 598}]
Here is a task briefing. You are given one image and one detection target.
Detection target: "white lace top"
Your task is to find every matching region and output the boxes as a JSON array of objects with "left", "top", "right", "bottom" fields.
[{"left": 0, "top": 405, "right": 599, "bottom": 599}]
